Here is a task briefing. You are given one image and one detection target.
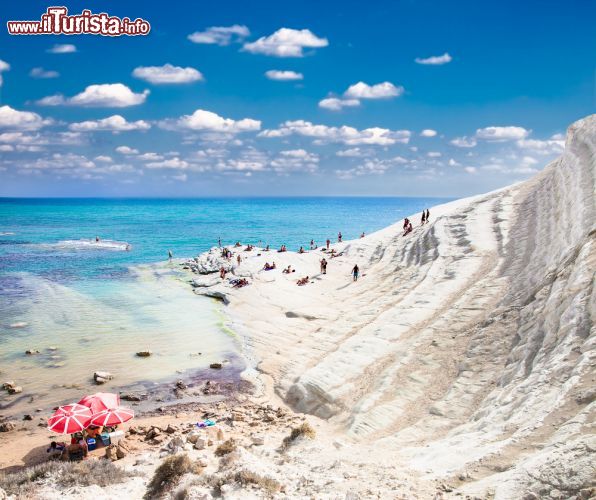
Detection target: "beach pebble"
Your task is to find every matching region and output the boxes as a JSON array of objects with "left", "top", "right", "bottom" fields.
[
  {"left": 194, "top": 438, "right": 206, "bottom": 450},
  {"left": 0, "top": 421, "right": 16, "bottom": 432},
  {"left": 210, "top": 363, "right": 223, "bottom": 369},
  {"left": 23, "top": 414, "right": 33, "bottom": 421},
  {"left": 8, "top": 385, "right": 22, "bottom": 394}
]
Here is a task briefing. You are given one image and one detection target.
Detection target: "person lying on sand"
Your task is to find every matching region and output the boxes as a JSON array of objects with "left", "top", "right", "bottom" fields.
[
  {"left": 234, "top": 242, "right": 242, "bottom": 247},
  {"left": 263, "top": 262, "right": 276, "bottom": 271},
  {"left": 230, "top": 278, "right": 249, "bottom": 288},
  {"left": 245, "top": 244, "right": 253, "bottom": 251},
  {"left": 297, "top": 276, "right": 310, "bottom": 286},
  {"left": 282, "top": 265, "right": 294, "bottom": 274}
]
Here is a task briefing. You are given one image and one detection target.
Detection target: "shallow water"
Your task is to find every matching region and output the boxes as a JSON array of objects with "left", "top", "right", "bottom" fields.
[{"left": 0, "top": 197, "right": 449, "bottom": 415}]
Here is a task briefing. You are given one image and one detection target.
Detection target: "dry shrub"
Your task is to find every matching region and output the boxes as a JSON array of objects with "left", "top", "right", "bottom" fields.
[
  {"left": 214, "top": 438, "right": 237, "bottom": 457},
  {"left": 281, "top": 421, "right": 316, "bottom": 451},
  {"left": 205, "top": 470, "right": 281, "bottom": 496},
  {"left": 0, "top": 459, "right": 136, "bottom": 497},
  {"left": 145, "top": 453, "right": 193, "bottom": 499}
]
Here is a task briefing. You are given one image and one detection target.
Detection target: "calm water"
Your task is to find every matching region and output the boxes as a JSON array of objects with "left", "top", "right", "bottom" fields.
[{"left": 0, "top": 197, "right": 448, "bottom": 414}]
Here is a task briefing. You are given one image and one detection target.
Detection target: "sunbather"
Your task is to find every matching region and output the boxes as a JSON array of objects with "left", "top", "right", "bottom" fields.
[{"left": 297, "top": 276, "right": 310, "bottom": 286}]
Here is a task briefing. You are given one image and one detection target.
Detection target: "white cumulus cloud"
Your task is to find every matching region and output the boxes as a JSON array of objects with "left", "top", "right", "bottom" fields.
[
  {"left": 476, "top": 126, "right": 530, "bottom": 141},
  {"left": 163, "top": 109, "right": 261, "bottom": 133},
  {"left": 47, "top": 44, "right": 77, "bottom": 54},
  {"left": 260, "top": 120, "right": 410, "bottom": 146},
  {"left": 30, "top": 67, "right": 59, "bottom": 79},
  {"left": 0, "top": 59, "right": 10, "bottom": 87},
  {"left": 145, "top": 157, "right": 190, "bottom": 170},
  {"left": 265, "top": 70, "right": 303, "bottom": 81},
  {"left": 318, "top": 98, "right": 360, "bottom": 111},
  {"left": 69, "top": 115, "right": 151, "bottom": 132},
  {"left": 344, "top": 81, "right": 403, "bottom": 99},
  {"left": 37, "top": 83, "right": 149, "bottom": 107},
  {"left": 132, "top": 64, "right": 203, "bottom": 84},
  {"left": 243, "top": 28, "right": 328, "bottom": 57},
  {"left": 0, "top": 106, "right": 50, "bottom": 130},
  {"left": 115, "top": 146, "right": 139, "bottom": 155},
  {"left": 450, "top": 136, "right": 477, "bottom": 148},
  {"left": 415, "top": 53, "right": 452, "bottom": 65},
  {"left": 420, "top": 129, "right": 437, "bottom": 137},
  {"left": 188, "top": 25, "right": 249, "bottom": 45}
]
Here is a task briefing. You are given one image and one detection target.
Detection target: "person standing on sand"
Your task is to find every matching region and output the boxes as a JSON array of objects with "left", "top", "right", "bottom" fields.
[
  {"left": 326, "top": 238, "right": 331, "bottom": 250},
  {"left": 426, "top": 209, "right": 430, "bottom": 222},
  {"left": 320, "top": 258, "right": 327, "bottom": 274},
  {"left": 338, "top": 232, "right": 342, "bottom": 243},
  {"left": 168, "top": 249, "right": 173, "bottom": 261},
  {"left": 237, "top": 254, "right": 242, "bottom": 265},
  {"left": 218, "top": 237, "right": 221, "bottom": 248},
  {"left": 352, "top": 264, "right": 359, "bottom": 281},
  {"left": 421, "top": 211, "right": 426, "bottom": 225}
]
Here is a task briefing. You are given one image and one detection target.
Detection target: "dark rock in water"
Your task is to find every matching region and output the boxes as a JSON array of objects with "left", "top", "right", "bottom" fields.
[
  {"left": 121, "top": 393, "right": 142, "bottom": 402},
  {"left": 25, "top": 349, "right": 40, "bottom": 355},
  {"left": 210, "top": 363, "right": 223, "bottom": 370},
  {"left": 93, "top": 371, "right": 114, "bottom": 385},
  {"left": 175, "top": 380, "right": 187, "bottom": 390}
]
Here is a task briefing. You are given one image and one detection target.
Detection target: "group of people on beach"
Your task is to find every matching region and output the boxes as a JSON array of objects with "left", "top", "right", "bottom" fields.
[{"left": 402, "top": 208, "right": 431, "bottom": 237}]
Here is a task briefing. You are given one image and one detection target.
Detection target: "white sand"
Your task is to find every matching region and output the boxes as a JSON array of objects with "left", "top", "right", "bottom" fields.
[{"left": 190, "top": 114, "right": 596, "bottom": 497}]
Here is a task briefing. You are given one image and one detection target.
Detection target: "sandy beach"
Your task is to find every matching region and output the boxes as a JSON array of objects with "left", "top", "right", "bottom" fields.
[{"left": 0, "top": 115, "right": 594, "bottom": 499}]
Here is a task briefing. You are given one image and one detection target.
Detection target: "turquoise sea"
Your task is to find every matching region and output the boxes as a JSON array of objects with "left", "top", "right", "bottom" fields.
[{"left": 0, "top": 197, "right": 448, "bottom": 414}]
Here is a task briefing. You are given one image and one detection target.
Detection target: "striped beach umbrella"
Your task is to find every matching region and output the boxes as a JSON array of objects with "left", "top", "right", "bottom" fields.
[
  {"left": 89, "top": 406, "right": 134, "bottom": 427},
  {"left": 77, "top": 392, "right": 120, "bottom": 415},
  {"left": 47, "top": 403, "right": 92, "bottom": 434}
]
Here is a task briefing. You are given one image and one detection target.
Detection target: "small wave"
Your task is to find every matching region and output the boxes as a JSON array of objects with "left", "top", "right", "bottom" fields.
[
  {"left": 40, "top": 239, "right": 131, "bottom": 251},
  {"left": 0, "top": 232, "right": 15, "bottom": 236}
]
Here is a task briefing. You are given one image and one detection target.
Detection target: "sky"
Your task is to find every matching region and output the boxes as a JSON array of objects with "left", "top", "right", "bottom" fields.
[{"left": 0, "top": 0, "right": 594, "bottom": 197}]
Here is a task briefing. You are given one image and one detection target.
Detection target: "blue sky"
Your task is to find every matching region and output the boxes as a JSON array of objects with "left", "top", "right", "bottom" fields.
[{"left": 0, "top": 0, "right": 594, "bottom": 197}]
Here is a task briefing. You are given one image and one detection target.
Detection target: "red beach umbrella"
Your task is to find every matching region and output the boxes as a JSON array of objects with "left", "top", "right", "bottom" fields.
[
  {"left": 77, "top": 392, "right": 121, "bottom": 415},
  {"left": 89, "top": 406, "right": 134, "bottom": 427},
  {"left": 47, "top": 403, "right": 92, "bottom": 434}
]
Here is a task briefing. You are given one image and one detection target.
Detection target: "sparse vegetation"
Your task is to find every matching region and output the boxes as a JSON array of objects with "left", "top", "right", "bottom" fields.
[
  {"left": 281, "top": 421, "right": 316, "bottom": 451},
  {"left": 214, "top": 438, "right": 237, "bottom": 457},
  {"left": 0, "top": 459, "right": 137, "bottom": 497},
  {"left": 145, "top": 453, "right": 198, "bottom": 499},
  {"left": 205, "top": 470, "right": 282, "bottom": 496}
]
